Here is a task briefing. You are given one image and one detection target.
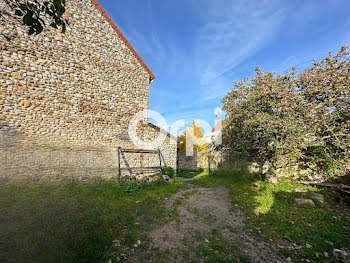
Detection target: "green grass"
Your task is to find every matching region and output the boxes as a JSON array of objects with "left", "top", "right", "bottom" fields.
[
  {"left": 194, "top": 168, "right": 350, "bottom": 262},
  {"left": 0, "top": 179, "right": 185, "bottom": 263},
  {"left": 174, "top": 197, "right": 184, "bottom": 205},
  {"left": 177, "top": 169, "right": 205, "bottom": 179},
  {"left": 2, "top": 170, "right": 348, "bottom": 263},
  {"left": 181, "top": 228, "right": 249, "bottom": 263}
]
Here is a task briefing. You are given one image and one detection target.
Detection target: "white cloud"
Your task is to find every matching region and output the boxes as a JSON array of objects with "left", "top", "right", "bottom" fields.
[{"left": 194, "top": 0, "right": 287, "bottom": 91}]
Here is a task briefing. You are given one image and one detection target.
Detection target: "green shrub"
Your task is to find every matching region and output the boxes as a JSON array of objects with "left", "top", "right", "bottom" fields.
[
  {"left": 221, "top": 46, "right": 350, "bottom": 180},
  {"left": 162, "top": 166, "right": 175, "bottom": 178}
]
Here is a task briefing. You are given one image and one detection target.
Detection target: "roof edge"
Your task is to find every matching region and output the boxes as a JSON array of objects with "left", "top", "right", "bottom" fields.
[
  {"left": 90, "top": 0, "right": 155, "bottom": 80},
  {"left": 147, "top": 122, "right": 178, "bottom": 141}
]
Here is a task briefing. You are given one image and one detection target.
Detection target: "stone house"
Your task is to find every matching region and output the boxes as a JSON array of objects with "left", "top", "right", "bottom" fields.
[{"left": 0, "top": 0, "right": 177, "bottom": 182}]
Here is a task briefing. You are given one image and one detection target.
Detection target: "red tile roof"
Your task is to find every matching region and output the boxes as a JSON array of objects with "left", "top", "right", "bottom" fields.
[{"left": 91, "top": 0, "right": 155, "bottom": 80}]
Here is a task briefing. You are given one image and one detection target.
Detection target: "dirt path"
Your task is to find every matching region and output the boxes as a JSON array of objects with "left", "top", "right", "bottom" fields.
[{"left": 144, "top": 183, "right": 286, "bottom": 263}]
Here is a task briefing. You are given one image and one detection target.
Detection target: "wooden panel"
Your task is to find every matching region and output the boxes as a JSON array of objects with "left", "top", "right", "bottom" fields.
[
  {"left": 120, "top": 148, "right": 158, "bottom": 154},
  {"left": 120, "top": 166, "right": 161, "bottom": 170}
]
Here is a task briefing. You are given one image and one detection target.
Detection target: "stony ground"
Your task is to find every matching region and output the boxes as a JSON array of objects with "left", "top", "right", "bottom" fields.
[{"left": 129, "top": 181, "right": 286, "bottom": 263}]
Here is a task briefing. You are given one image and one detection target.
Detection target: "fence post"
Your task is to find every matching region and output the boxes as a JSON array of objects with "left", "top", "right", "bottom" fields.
[
  {"left": 117, "top": 147, "right": 121, "bottom": 182},
  {"left": 208, "top": 155, "right": 211, "bottom": 176},
  {"left": 158, "top": 149, "right": 162, "bottom": 176}
]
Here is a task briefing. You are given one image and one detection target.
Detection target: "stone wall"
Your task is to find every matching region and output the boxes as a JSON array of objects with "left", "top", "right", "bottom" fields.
[
  {"left": 177, "top": 150, "right": 209, "bottom": 170},
  {"left": 119, "top": 126, "right": 177, "bottom": 180},
  {"left": 0, "top": 0, "right": 177, "bottom": 183},
  {"left": 0, "top": 122, "right": 177, "bottom": 183},
  {"left": 177, "top": 149, "right": 199, "bottom": 170},
  {"left": 177, "top": 149, "right": 224, "bottom": 171}
]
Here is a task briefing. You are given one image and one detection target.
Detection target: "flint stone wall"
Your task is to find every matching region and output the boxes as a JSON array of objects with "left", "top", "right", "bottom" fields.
[
  {"left": 177, "top": 149, "right": 209, "bottom": 170},
  {"left": 177, "top": 149, "right": 199, "bottom": 170},
  {"left": 177, "top": 149, "right": 223, "bottom": 171},
  {"left": 0, "top": 0, "right": 177, "bottom": 183}
]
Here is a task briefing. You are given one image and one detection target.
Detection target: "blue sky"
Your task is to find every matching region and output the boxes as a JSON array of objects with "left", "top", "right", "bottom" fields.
[{"left": 99, "top": 0, "right": 350, "bottom": 132}]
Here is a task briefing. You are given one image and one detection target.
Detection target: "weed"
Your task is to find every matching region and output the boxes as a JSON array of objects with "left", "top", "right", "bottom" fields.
[
  {"left": 175, "top": 197, "right": 183, "bottom": 205},
  {"left": 163, "top": 166, "right": 175, "bottom": 178},
  {"left": 183, "top": 228, "right": 249, "bottom": 263}
]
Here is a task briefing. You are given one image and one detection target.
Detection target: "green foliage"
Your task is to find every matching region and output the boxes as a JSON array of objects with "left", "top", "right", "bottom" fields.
[
  {"left": 221, "top": 46, "right": 350, "bottom": 179},
  {"left": 177, "top": 169, "right": 204, "bottom": 178},
  {"left": 3, "top": 0, "right": 68, "bottom": 35},
  {"left": 0, "top": 179, "right": 185, "bottom": 262},
  {"left": 162, "top": 166, "right": 174, "bottom": 178},
  {"left": 301, "top": 145, "right": 341, "bottom": 177},
  {"left": 195, "top": 168, "right": 350, "bottom": 262}
]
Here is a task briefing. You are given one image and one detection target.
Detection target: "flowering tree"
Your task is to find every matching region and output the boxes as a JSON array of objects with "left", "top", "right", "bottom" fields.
[
  {"left": 298, "top": 46, "right": 350, "bottom": 176},
  {"left": 178, "top": 121, "right": 208, "bottom": 153},
  {"left": 222, "top": 46, "right": 350, "bottom": 179}
]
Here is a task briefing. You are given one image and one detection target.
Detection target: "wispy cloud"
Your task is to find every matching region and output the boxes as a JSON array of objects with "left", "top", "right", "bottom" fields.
[
  {"left": 194, "top": 0, "right": 287, "bottom": 92},
  {"left": 102, "top": 0, "right": 350, "bottom": 128}
]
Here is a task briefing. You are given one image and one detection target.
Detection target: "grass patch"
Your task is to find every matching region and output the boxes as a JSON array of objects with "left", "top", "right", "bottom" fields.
[
  {"left": 177, "top": 169, "right": 205, "bottom": 179},
  {"left": 181, "top": 228, "right": 249, "bottom": 263},
  {"left": 174, "top": 197, "right": 184, "bottom": 205},
  {"left": 195, "top": 168, "right": 350, "bottom": 262},
  {"left": 191, "top": 168, "right": 253, "bottom": 187},
  {"left": 0, "top": 179, "right": 185, "bottom": 263}
]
